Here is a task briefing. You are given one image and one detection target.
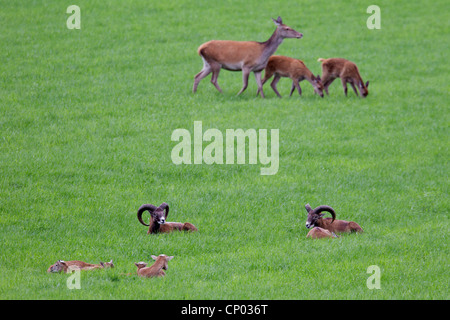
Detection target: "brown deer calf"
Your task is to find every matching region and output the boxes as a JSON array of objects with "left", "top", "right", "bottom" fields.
[
  {"left": 318, "top": 58, "right": 369, "bottom": 97},
  {"left": 306, "top": 227, "right": 337, "bottom": 239},
  {"left": 304, "top": 204, "right": 363, "bottom": 233},
  {"left": 260, "top": 55, "right": 324, "bottom": 98},
  {"left": 47, "top": 259, "right": 114, "bottom": 273},
  {"left": 135, "top": 255, "right": 174, "bottom": 278}
]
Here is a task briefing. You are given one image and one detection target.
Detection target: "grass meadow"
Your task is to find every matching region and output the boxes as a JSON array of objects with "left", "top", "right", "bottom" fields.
[{"left": 0, "top": 0, "right": 448, "bottom": 300}]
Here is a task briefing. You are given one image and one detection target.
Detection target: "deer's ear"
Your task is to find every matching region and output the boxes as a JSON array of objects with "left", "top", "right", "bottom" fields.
[
  {"left": 365, "top": 81, "right": 369, "bottom": 88},
  {"left": 151, "top": 255, "right": 158, "bottom": 260},
  {"left": 316, "top": 75, "right": 321, "bottom": 81},
  {"left": 167, "top": 256, "right": 174, "bottom": 261},
  {"left": 272, "top": 16, "right": 282, "bottom": 26}
]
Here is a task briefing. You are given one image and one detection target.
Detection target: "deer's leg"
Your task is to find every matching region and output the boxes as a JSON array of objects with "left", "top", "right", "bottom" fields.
[
  {"left": 254, "top": 71, "right": 265, "bottom": 98},
  {"left": 341, "top": 78, "right": 348, "bottom": 96},
  {"left": 270, "top": 74, "right": 282, "bottom": 98},
  {"left": 210, "top": 62, "right": 223, "bottom": 93},
  {"left": 294, "top": 79, "right": 302, "bottom": 96},
  {"left": 289, "top": 82, "right": 296, "bottom": 97},
  {"left": 322, "top": 76, "right": 335, "bottom": 95},
  {"left": 193, "top": 62, "right": 212, "bottom": 93},
  {"left": 350, "top": 82, "right": 359, "bottom": 96},
  {"left": 258, "top": 70, "right": 273, "bottom": 96},
  {"left": 261, "top": 70, "right": 273, "bottom": 86},
  {"left": 237, "top": 67, "right": 251, "bottom": 96}
]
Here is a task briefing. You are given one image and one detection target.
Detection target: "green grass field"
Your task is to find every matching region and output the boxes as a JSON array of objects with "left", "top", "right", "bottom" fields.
[{"left": 0, "top": 0, "right": 448, "bottom": 300}]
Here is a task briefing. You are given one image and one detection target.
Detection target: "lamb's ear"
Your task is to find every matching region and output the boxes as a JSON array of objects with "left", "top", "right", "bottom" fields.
[
  {"left": 151, "top": 255, "right": 158, "bottom": 260},
  {"left": 58, "top": 260, "right": 67, "bottom": 266}
]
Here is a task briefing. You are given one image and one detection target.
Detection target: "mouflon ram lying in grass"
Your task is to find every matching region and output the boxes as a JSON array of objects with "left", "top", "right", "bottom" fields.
[
  {"left": 304, "top": 203, "right": 363, "bottom": 234},
  {"left": 137, "top": 202, "right": 197, "bottom": 234}
]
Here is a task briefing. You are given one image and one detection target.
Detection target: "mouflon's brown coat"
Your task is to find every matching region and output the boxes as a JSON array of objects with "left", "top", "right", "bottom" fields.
[{"left": 305, "top": 204, "right": 363, "bottom": 233}]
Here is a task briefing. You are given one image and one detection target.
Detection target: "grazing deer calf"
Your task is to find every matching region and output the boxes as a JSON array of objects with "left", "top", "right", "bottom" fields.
[
  {"left": 306, "top": 227, "right": 337, "bottom": 239},
  {"left": 260, "top": 55, "right": 324, "bottom": 98},
  {"left": 193, "top": 17, "right": 303, "bottom": 97},
  {"left": 135, "top": 255, "right": 174, "bottom": 278},
  {"left": 304, "top": 204, "right": 363, "bottom": 233},
  {"left": 47, "top": 259, "right": 114, "bottom": 273},
  {"left": 318, "top": 58, "right": 369, "bottom": 97},
  {"left": 137, "top": 203, "right": 197, "bottom": 234}
]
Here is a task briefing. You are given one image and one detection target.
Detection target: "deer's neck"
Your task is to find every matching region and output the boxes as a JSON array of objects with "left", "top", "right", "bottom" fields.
[{"left": 260, "top": 29, "right": 284, "bottom": 62}]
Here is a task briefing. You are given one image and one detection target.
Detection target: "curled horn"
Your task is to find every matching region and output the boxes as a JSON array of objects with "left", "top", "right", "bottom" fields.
[
  {"left": 305, "top": 203, "right": 313, "bottom": 213},
  {"left": 159, "top": 202, "right": 169, "bottom": 219},
  {"left": 137, "top": 204, "right": 158, "bottom": 226},
  {"left": 312, "top": 205, "right": 336, "bottom": 223}
]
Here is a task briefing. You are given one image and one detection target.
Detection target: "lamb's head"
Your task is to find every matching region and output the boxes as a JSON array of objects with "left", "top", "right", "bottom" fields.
[
  {"left": 100, "top": 259, "right": 114, "bottom": 268},
  {"left": 305, "top": 204, "right": 336, "bottom": 229},
  {"left": 137, "top": 203, "right": 169, "bottom": 226},
  {"left": 135, "top": 262, "right": 148, "bottom": 270},
  {"left": 47, "top": 260, "right": 68, "bottom": 273}
]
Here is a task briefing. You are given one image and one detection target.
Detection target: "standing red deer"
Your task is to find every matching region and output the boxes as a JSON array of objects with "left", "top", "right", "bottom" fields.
[{"left": 193, "top": 17, "right": 303, "bottom": 97}]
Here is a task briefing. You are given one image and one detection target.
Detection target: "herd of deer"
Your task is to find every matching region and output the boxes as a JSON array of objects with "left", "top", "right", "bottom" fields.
[
  {"left": 47, "top": 17, "right": 365, "bottom": 278},
  {"left": 193, "top": 16, "right": 369, "bottom": 98}
]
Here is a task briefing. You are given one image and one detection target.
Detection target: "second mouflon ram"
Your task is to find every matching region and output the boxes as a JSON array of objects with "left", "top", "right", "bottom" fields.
[{"left": 304, "top": 204, "right": 363, "bottom": 234}]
